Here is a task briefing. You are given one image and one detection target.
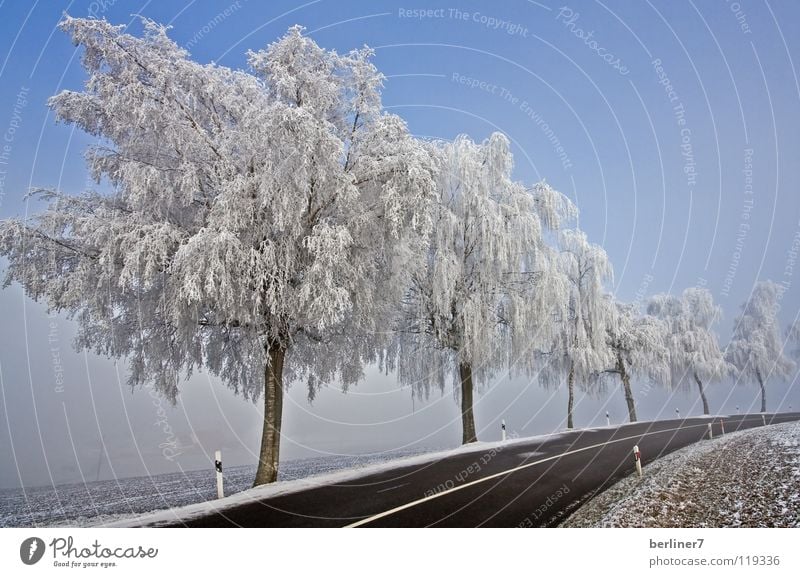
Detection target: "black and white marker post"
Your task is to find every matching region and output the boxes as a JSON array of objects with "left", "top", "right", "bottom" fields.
[
  {"left": 707, "top": 422, "right": 713, "bottom": 439},
  {"left": 633, "top": 445, "right": 642, "bottom": 478},
  {"left": 606, "top": 411, "right": 610, "bottom": 427},
  {"left": 675, "top": 408, "right": 680, "bottom": 419},
  {"left": 215, "top": 450, "right": 224, "bottom": 499},
  {"left": 501, "top": 419, "right": 506, "bottom": 442}
]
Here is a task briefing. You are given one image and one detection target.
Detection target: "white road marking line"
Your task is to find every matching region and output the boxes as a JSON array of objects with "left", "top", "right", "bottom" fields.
[
  {"left": 376, "top": 483, "right": 409, "bottom": 494},
  {"left": 345, "top": 420, "right": 719, "bottom": 528}
]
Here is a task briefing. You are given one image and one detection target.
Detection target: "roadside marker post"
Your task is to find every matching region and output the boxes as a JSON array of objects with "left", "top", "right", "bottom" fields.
[
  {"left": 762, "top": 414, "right": 766, "bottom": 426},
  {"left": 215, "top": 450, "right": 224, "bottom": 499},
  {"left": 501, "top": 419, "right": 506, "bottom": 442},
  {"left": 736, "top": 405, "right": 740, "bottom": 414},
  {"left": 721, "top": 420, "right": 725, "bottom": 435},
  {"left": 633, "top": 445, "right": 642, "bottom": 478},
  {"left": 707, "top": 422, "right": 713, "bottom": 439},
  {"left": 675, "top": 408, "right": 680, "bottom": 419},
  {"left": 606, "top": 411, "right": 610, "bottom": 427}
]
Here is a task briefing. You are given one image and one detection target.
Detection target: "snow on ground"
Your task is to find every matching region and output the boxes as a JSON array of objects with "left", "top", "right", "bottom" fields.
[
  {"left": 562, "top": 421, "right": 800, "bottom": 527},
  {"left": 103, "top": 431, "right": 567, "bottom": 527}
]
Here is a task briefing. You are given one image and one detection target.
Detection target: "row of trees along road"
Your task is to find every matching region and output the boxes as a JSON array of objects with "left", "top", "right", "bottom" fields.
[{"left": 1, "top": 19, "right": 798, "bottom": 486}]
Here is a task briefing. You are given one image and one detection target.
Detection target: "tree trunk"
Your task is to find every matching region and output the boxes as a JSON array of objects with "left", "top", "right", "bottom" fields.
[
  {"left": 566, "top": 363, "right": 575, "bottom": 429},
  {"left": 618, "top": 352, "right": 637, "bottom": 422},
  {"left": 756, "top": 368, "right": 767, "bottom": 413},
  {"left": 694, "top": 372, "right": 710, "bottom": 415},
  {"left": 253, "top": 343, "right": 285, "bottom": 486},
  {"left": 459, "top": 361, "right": 478, "bottom": 444}
]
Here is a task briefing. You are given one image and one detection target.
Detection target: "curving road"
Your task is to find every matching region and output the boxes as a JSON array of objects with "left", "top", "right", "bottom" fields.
[{"left": 160, "top": 412, "right": 800, "bottom": 528}]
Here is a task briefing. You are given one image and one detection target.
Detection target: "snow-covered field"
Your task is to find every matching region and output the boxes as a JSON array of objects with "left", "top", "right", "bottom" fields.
[
  {"left": 108, "top": 433, "right": 556, "bottom": 527},
  {"left": 563, "top": 421, "right": 800, "bottom": 527},
  {"left": 2, "top": 431, "right": 565, "bottom": 528},
  {"left": 0, "top": 447, "right": 435, "bottom": 528}
]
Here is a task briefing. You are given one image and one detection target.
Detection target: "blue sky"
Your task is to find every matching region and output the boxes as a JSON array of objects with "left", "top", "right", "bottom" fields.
[{"left": 1, "top": 0, "right": 799, "bottom": 488}]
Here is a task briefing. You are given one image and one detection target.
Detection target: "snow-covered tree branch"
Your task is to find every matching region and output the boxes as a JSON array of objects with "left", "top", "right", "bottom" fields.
[
  {"left": 647, "top": 287, "right": 732, "bottom": 415},
  {"left": 537, "top": 229, "right": 613, "bottom": 429},
  {"left": 389, "top": 134, "right": 573, "bottom": 443},
  {"left": 598, "top": 300, "right": 670, "bottom": 422},
  {"left": 0, "top": 18, "right": 434, "bottom": 486},
  {"left": 726, "top": 281, "right": 795, "bottom": 413}
]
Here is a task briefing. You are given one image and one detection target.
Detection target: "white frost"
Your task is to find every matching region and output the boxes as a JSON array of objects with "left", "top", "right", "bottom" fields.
[{"left": 563, "top": 421, "right": 800, "bottom": 528}]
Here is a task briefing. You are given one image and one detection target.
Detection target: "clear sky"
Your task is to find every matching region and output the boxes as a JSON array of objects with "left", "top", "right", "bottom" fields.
[{"left": 1, "top": 0, "right": 799, "bottom": 489}]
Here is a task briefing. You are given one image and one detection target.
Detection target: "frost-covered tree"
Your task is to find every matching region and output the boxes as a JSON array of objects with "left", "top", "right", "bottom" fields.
[
  {"left": 538, "top": 229, "right": 613, "bottom": 429},
  {"left": 787, "top": 320, "right": 800, "bottom": 360},
  {"left": 648, "top": 288, "right": 731, "bottom": 415},
  {"left": 0, "top": 18, "right": 434, "bottom": 485},
  {"left": 600, "top": 300, "right": 670, "bottom": 422},
  {"left": 726, "top": 281, "right": 795, "bottom": 413},
  {"left": 390, "top": 134, "right": 572, "bottom": 444}
]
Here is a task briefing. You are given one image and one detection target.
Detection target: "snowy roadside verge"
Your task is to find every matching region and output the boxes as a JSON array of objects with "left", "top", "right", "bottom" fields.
[
  {"left": 100, "top": 431, "right": 564, "bottom": 527},
  {"left": 562, "top": 421, "right": 800, "bottom": 527}
]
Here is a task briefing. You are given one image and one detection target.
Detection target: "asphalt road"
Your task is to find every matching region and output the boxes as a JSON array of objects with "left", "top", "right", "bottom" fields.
[{"left": 163, "top": 412, "right": 800, "bottom": 528}]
